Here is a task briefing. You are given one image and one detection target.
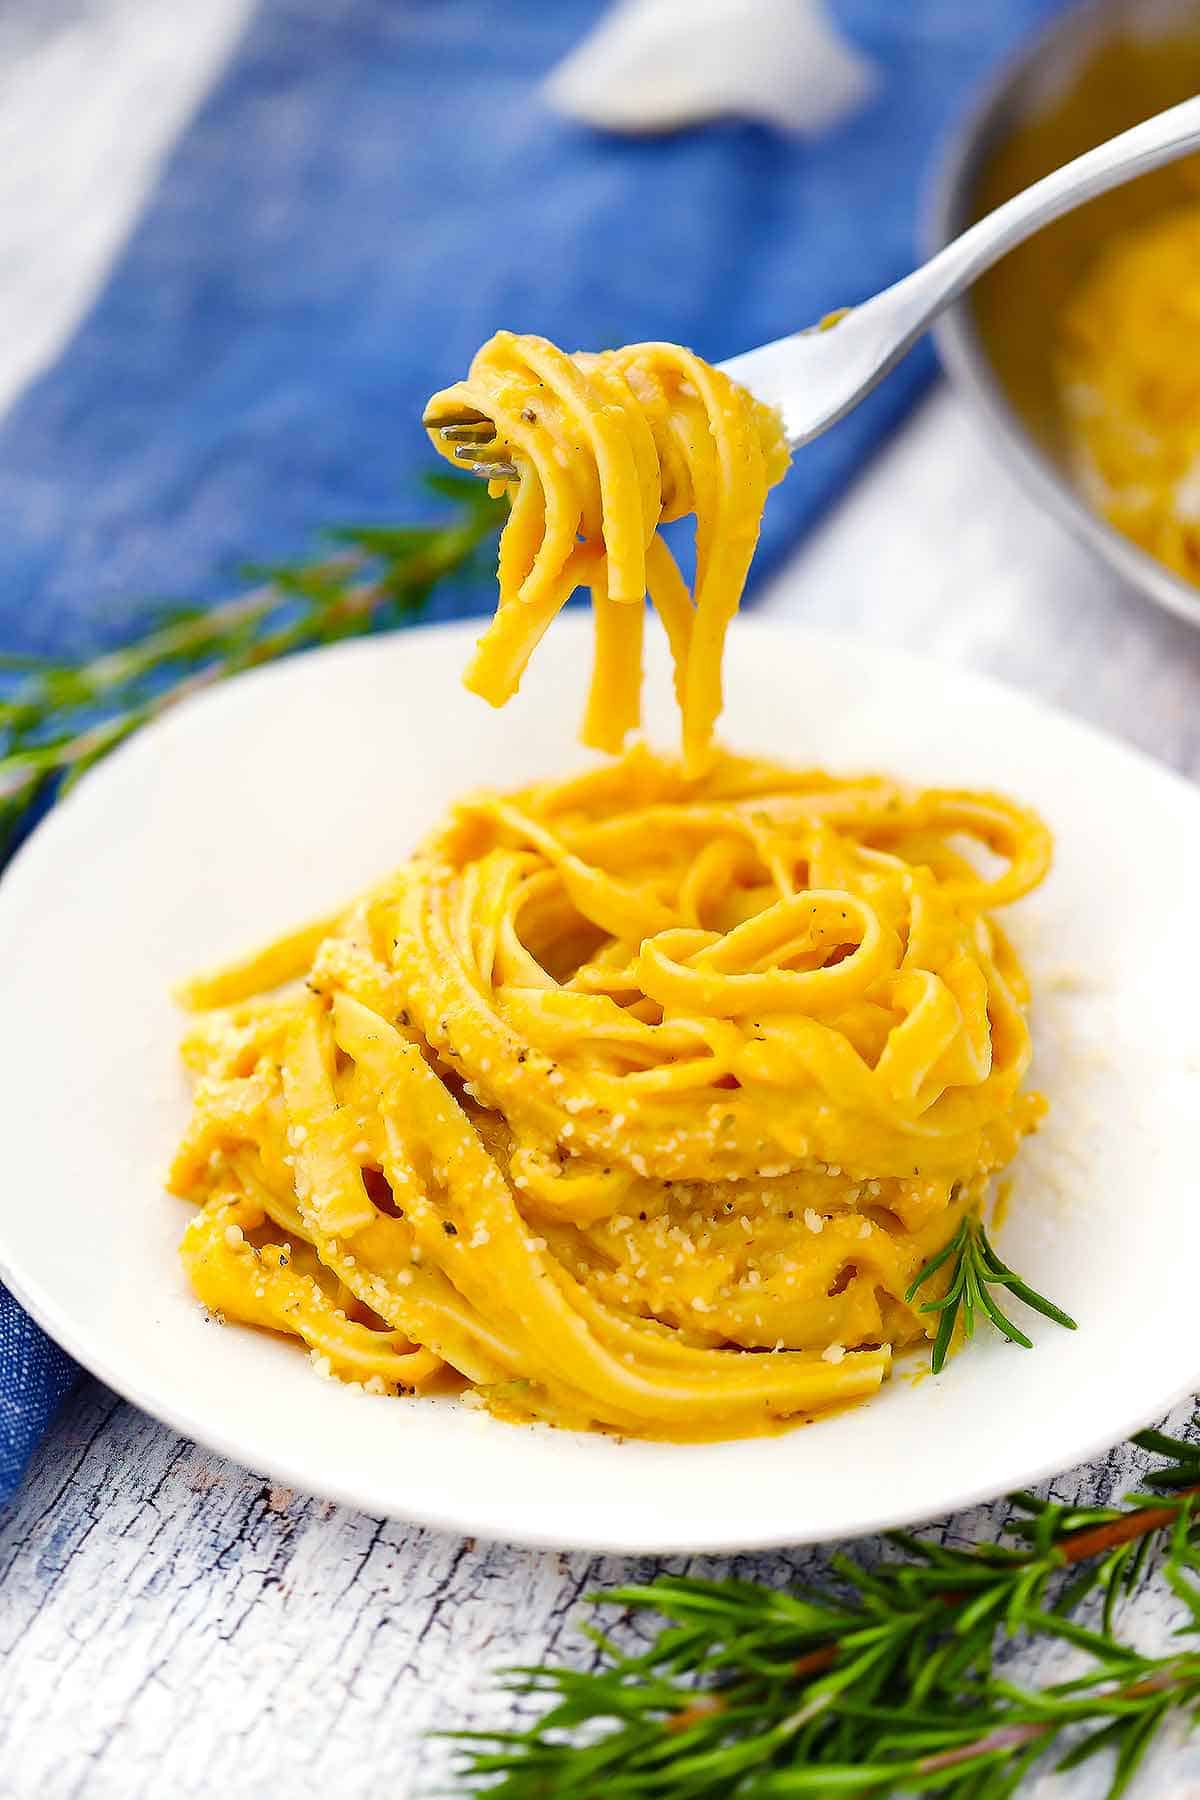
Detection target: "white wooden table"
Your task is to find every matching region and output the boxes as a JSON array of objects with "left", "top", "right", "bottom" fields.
[{"left": 3, "top": 6, "right": 1200, "bottom": 1794}]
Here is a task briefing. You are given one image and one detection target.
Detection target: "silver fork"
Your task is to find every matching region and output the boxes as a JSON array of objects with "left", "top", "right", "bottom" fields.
[{"left": 426, "top": 95, "right": 1200, "bottom": 475}]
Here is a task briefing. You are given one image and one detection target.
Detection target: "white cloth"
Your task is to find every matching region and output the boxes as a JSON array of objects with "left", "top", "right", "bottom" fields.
[{"left": 544, "top": 0, "right": 876, "bottom": 136}]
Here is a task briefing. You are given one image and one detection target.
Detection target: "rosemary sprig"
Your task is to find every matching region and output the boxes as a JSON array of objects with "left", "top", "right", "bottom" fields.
[
  {"left": 459, "top": 1429, "right": 1200, "bottom": 1799},
  {"left": 906, "top": 1214, "right": 1078, "bottom": 1374},
  {"left": 0, "top": 474, "right": 503, "bottom": 857}
]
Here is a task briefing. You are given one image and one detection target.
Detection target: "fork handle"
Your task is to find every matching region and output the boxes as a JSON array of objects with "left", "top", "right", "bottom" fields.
[
  {"left": 722, "top": 95, "right": 1200, "bottom": 449},
  {"left": 914, "top": 93, "right": 1200, "bottom": 318}
]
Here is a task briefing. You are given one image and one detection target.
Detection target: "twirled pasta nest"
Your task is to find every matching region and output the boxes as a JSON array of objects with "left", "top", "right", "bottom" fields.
[{"left": 171, "top": 746, "right": 1050, "bottom": 1439}]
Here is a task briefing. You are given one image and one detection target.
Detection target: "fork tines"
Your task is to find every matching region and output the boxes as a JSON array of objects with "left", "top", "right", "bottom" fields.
[
  {"left": 439, "top": 422, "right": 496, "bottom": 443},
  {"left": 453, "top": 446, "right": 519, "bottom": 480},
  {"left": 423, "top": 406, "right": 518, "bottom": 480}
]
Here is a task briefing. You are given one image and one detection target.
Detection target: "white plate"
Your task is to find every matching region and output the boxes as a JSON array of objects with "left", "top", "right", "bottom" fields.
[{"left": 1, "top": 618, "right": 1197, "bottom": 1553}]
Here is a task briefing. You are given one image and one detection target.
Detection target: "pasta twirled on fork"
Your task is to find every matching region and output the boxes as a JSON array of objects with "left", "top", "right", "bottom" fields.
[{"left": 424, "top": 331, "right": 790, "bottom": 772}]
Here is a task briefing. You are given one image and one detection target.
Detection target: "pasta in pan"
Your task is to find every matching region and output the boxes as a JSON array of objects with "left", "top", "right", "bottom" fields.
[
  {"left": 169, "top": 333, "right": 1051, "bottom": 1439},
  {"left": 1057, "top": 204, "right": 1200, "bottom": 584}
]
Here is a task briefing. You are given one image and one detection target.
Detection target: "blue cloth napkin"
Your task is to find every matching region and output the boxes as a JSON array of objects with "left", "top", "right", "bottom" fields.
[{"left": 0, "top": 0, "right": 1064, "bottom": 1499}]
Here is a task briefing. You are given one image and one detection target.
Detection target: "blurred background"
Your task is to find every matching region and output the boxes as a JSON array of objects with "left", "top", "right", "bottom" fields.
[
  {"left": 3, "top": 0, "right": 1200, "bottom": 731},
  {"left": 3, "top": 0, "right": 1116, "bottom": 1512},
  {"left": 0, "top": 0, "right": 1090, "bottom": 645},
  {"left": 10, "top": 7, "right": 1200, "bottom": 1791}
]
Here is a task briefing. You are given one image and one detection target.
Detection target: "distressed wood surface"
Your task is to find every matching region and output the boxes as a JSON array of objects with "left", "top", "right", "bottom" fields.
[
  {"left": 5, "top": 4, "right": 1200, "bottom": 1795},
  {"left": 1, "top": 1381, "right": 1198, "bottom": 1800}
]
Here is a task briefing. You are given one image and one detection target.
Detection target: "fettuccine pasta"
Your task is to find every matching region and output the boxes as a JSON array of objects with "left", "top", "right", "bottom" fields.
[
  {"left": 171, "top": 745, "right": 1050, "bottom": 1438},
  {"left": 424, "top": 331, "right": 790, "bottom": 772},
  {"left": 170, "top": 333, "right": 1051, "bottom": 1439}
]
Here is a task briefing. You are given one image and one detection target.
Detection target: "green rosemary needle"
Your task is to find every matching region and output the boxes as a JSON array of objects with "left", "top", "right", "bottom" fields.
[{"left": 906, "top": 1213, "right": 1078, "bottom": 1374}]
